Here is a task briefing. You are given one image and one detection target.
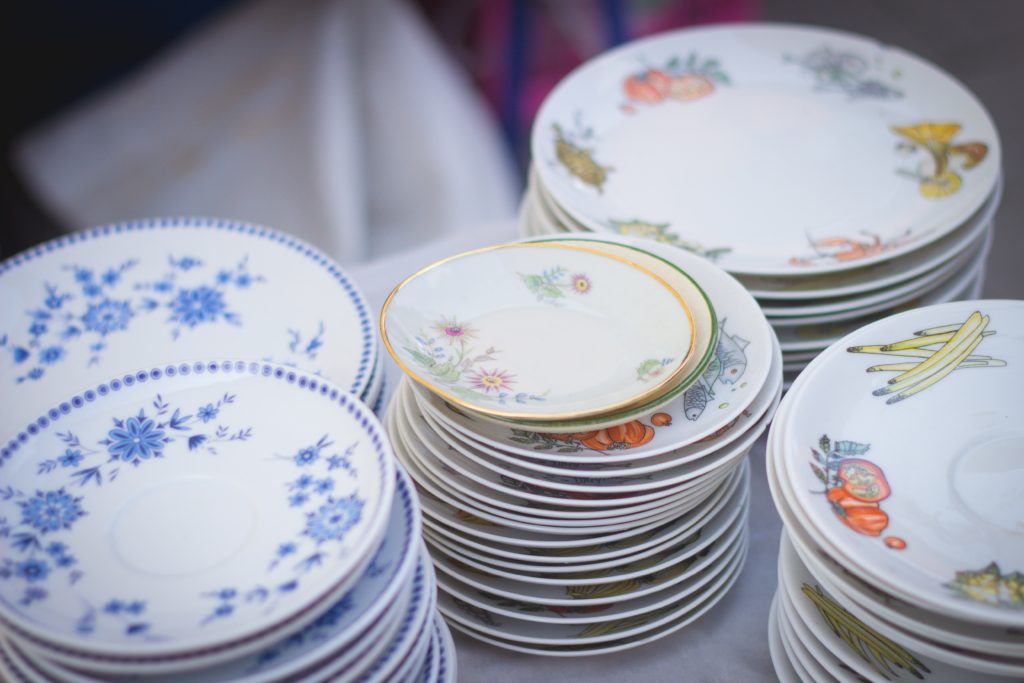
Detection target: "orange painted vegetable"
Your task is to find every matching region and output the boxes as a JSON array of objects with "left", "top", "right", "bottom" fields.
[{"left": 624, "top": 70, "right": 672, "bottom": 103}]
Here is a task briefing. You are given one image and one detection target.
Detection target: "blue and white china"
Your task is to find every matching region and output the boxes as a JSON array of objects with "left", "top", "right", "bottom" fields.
[
  {"left": 0, "top": 218, "right": 376, "bottom": 436},
  {"left": 17, "top": 463, "right": 421, "bottom": 681},
  {"left": 0, "top": 360, "right": 395, "bottom": 663},
  {"left": 353, "top": 546, "right": 437, "bottom": 683},
  {"left": 435, "top": 614, "right": 457, "bottom": 683}
]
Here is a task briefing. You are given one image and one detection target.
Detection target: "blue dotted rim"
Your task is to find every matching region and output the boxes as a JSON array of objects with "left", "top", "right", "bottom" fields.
[
  {"left": 0, "top": 359, "right": 397, "bottom": 663},
  {"left": 0, "top": 216, "right": 375, "bottom": 395},
  {"left": 358, "top": 555, "right": 430, "bottom": 681}
]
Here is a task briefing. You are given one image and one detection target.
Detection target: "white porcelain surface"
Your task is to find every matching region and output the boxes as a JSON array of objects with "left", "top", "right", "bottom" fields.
[
  {"left": 381, "top": 243, "right": 695, "bottom": 421},
  {"left": 740, "top": 177, "right": 1001, "bottom": 299},
  {"left": 532, "top": 24, "right": 1000, "bottom": 275},
  {"left": 418, "top": 334, "right": 779, "bottom": 480}
]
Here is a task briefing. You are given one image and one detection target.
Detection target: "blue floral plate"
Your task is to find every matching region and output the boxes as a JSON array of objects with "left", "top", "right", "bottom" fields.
[
  {"left": 15, "top": 464, "right": 420, "bottom": 679},
  {"left": 0, "top": 360, "right": 395, "bottom": 662},
  {"left": 0, "top": 217, "right": 375, "bottom": 437}
]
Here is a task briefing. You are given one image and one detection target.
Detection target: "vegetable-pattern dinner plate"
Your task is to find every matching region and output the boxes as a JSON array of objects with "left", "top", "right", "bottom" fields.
[
  {"left": 0, "top": 218, "right": 375, "bottom": 437},
  {"left": 738, "top": 178, "right": 1001, "bottom": 300},
  {"left": 0, "top": 360, "right": 395, "bottom": 659},
  {"left": 381, "top": 243, "right": 696, "bottom": 422},
  {"left": 780, "top": 300, "right": 1024, "bottom": 628},
  {"left": 532, "top": 24, "right": 1000, "bottom": 275}
]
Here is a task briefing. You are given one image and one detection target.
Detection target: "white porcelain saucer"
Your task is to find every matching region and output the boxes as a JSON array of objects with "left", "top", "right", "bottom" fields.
[
  {"left": 0, "top": 218, "right": 376, "bottom": 437},
  {"left": 779, "top": 300, "right": 1023, "bottom": 628},
  {"left": 0, "top": 361, "right": 395, "bottom": 667},
  {"left": 381, "top": 242, "right": 697, "bottom": 423}
]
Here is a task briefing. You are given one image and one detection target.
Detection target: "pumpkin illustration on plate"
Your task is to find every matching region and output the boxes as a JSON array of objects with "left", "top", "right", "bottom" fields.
[
  {"left": 546, "top": 419, "right": 655, "bottom": 452},
  {"left": 621, "top": 53, "right": 730, "bottom": 109},
  {"left": 623, "top": 69, "right": 672, "bottom": 103}
]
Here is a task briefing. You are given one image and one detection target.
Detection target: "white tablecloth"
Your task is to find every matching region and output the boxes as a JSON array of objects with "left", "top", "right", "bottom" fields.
[{"left": 351, "top": 222, "right": 780, "bottom": 682}]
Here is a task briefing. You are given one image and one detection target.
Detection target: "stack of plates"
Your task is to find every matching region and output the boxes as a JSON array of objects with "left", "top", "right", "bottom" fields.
[
  {"left": 0, "top": 218, "right": 455, "bottom": 681},
  {"left": 379, "top": 236, "right": 782, "bottom": 654},
  {"left": 520, "top": 23, "right": 1002, "bottom": 387},
  {"left": 766, "top": 299, "right": 1024, "bottom": 681}
]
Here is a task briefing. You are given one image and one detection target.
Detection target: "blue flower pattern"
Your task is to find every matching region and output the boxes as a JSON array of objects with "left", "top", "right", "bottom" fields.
[
  {"left": 0, "top": 485, "right": 84, "bottom": 607},
  {"left": 0, "top": 255, "right": 263, "bottom": 383},
  {"left": 200, "top": 435, "right": 363, "bottom": 627},
  {"left": 76, "top": 598, "right": 152, "bottom": 638},
  {"left": 19, "top": 489, "right": 85, "bottom": 533},
  {"left": 0, "top": 391, "right": 252, "bottom": 613}
]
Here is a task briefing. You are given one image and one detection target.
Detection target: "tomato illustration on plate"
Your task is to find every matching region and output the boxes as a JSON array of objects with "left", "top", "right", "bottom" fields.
[{"left": 809, "top": 434, "right": 905, "bottom": 548}]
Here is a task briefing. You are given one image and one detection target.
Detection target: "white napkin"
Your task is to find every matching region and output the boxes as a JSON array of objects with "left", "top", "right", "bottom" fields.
[{"left": 13, "top": 0, "right": 518, "bottom": 264}]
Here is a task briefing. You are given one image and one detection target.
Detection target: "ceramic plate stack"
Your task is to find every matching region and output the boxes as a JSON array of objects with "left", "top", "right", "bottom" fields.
[
  {"left": 521, "top": 23, "right": 1002, "bottom": 388},
  {"left": 379, "top": 236, "right": 782, "bottom": 655},
  {"left": 0, "top": 219, "right": 456, "bottom": 682},
  {"left": 766, "top": 299, "right": 1024, "bottom": 682}
]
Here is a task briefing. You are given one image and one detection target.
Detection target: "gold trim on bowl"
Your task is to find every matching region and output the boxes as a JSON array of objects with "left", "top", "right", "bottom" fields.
[{"left": 380, "top": 242, "right": 697, "bottom": 421}]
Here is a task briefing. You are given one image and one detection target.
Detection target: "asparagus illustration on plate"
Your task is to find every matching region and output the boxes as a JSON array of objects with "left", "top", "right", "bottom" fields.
[{"left": 847, "top": 311, "right": 1004, "bottom": 404}]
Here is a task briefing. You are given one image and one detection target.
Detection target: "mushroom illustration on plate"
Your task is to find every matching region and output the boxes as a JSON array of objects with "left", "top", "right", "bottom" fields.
[{"left": 892, "top": 122, "right": 988, "bottom": 198}]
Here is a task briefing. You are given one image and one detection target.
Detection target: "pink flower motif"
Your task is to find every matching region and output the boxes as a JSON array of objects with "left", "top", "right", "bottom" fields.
[
  {"left": 433, "top": 317, "right": 477, "bottom": 345},
  {"left": 470, "top": 368, "right": 516, "bottom": 394},
  {"left": 571, "top": 274, "right": 592, "bottom": 294}
]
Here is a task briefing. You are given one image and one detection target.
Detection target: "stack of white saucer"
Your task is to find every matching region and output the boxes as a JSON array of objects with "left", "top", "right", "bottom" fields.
[{"left": 379, "top": 235, "right": 782, "bottom": 655}]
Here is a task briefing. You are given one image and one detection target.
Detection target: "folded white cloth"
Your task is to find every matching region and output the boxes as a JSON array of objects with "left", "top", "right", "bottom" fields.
[{"left": 13, "top": 0, "right": 519, "bottom": 264}]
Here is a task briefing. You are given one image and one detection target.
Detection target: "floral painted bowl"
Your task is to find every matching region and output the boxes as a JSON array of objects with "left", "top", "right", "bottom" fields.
[{"left": 380, "top": 243, "right": 697, "bottom": 422}]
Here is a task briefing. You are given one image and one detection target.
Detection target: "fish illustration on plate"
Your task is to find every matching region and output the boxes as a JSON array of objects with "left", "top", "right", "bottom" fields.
[{"left": 682, "top": 321, "right": 749, "bottom": 421}]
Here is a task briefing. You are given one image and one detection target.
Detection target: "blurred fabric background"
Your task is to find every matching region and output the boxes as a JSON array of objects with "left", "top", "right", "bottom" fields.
[{"left": 1, "top": 0, "right": 1021, "bottom": 296}]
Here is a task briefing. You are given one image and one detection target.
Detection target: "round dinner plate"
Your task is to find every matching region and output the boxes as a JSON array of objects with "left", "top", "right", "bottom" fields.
[
  {"left": 420, "top": 463, "right": 746, "bottom": 568},
  {"left": 775, "top": 244, "right": 986, "bottom": 352},
  {"left": 381, "top": 243, "right": 696, "bottom": 422},
  {"left": 0, "top": 361, "right": 395, "bottom": 661},
  {"left": 738, "top": 177, "right": 1002, "bottom": 300},
  {"left": 760, "top": 227, "right": 989, "bottom": 321},
  {"left": 438, "top": 533, "right": 748, "bottom": 646},
  {"left": 0, "top": 218, "right": 376, "bottom": 437},
  {"left": 532, "top": 23, "right": 1000, "bottom": 276},
  {"left": 471, "top": 237, "right": 719, "bottom": 433},
  {"left": 778, "top": 300, "right": 1024, "bottom": 628}
]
